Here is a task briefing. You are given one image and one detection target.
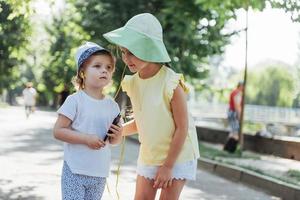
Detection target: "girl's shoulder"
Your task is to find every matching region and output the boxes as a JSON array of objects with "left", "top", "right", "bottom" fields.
[
  {"left": 163, "top": 67, "right": 189, "bottom": 99},
  {"left": 121, "top": 74, "right": 136, "bottom": 93},
  {"left": 122, "top": 74, "right": 135, "bottom": 83},
  {"left": 162, "top": 66, "right": 180, "bottom": 79},
  {"left": 163, "top": 66, "right": 183, "bottom": 84}
]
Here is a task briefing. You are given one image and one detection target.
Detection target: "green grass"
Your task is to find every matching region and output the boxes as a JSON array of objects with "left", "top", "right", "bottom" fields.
[
  {"left": 199, "top": 142, "right": 260, "bottom": 160},
  {"left": 210, "top": 156, "right": 300, "bottom": 186},
  {"left": 235, "top": 165, "right": 264, "bottom": 174},
  {"left": 243, "top": 122, "right": 264, "bottom": 134},
  {"left": 198, "top": 143, "right": 300, "bottom": 187},
  {"left": 287, "top": 170, "right": 300, "bottom": 182},
  {"left": 239, "top": 165, "right": 300, "bottom": 186}
]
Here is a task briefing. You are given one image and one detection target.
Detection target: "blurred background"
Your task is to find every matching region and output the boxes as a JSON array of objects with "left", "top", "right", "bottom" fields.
[
  {"left": 1, "top": 0, "right": 300, "bottom": 199},
  {"left": 1, "top": 0, "right": 300, "bottom": 137}
]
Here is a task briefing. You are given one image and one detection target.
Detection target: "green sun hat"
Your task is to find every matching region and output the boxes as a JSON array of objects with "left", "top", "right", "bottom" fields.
[{"left": 103, "top": 13, "right": 171, "bottom": 63}]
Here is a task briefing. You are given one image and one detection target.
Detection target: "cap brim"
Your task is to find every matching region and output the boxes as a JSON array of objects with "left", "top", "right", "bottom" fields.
[{"left": 77, "top": 48, "right": 109, "bottom": 70}]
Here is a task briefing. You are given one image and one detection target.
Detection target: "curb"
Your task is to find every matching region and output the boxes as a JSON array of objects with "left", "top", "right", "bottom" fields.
[
  {"left": 198, "top": 157, "right": 300, "bottom": 200},
  {"left": 127, "top": 136, "right": 300, "bottom": 200}
]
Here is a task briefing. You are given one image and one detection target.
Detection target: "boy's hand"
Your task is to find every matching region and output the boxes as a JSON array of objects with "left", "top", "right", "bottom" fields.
[
  {"left": 153, "top": 165, "right": 173, "bottom": 189},
  {"left": 85, "top": 135, "right": 105, "bottom": 150},
  {"left": 107, "top": 122, "right": 123, "bottom": 144}
]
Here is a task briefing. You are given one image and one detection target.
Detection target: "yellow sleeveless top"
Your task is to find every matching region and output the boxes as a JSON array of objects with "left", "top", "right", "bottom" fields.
[{"left": 121, "top": 66, "right": 200, "bottom": 165}]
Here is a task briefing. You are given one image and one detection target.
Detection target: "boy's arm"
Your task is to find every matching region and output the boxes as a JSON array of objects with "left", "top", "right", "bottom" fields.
[
  {"left": 53, "top": 114, "right": 105, "bottom": 149},
  {"left": 122, "top": 119, "right": 138, "bottom": 136}
]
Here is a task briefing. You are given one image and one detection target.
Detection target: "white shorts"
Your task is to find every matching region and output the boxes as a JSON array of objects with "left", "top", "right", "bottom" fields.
[{"left": 136, "top": 160, "right": 197, "bottom": 180}]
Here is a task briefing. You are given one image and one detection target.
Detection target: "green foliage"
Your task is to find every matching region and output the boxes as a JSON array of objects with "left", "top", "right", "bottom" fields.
[
  {"left": 0, "top": 0, "right": 32, "bottom": 93},
  {"left": 69, "top": 0, "right": 247, "bottom": 81},
  {"left": 270, "top": 0, "right": 300, "bottom": 22},
  {"left": 41, "top": 3, "right": 90, "bottom": 106},
  {"left": 246, "top": 65, "right": 296, "bottom": 107},
  {"left": 2, "top": 0, "right": 300, "bottom": 106},
  {"left": 68, "top": 0, "right": 300, "bottom": 89}
]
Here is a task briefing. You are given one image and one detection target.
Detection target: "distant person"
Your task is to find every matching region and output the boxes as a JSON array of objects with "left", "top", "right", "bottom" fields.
[
  {"left": 58, "top": 85, "right": 70, "bottom": 107},
  {"left": 224, "top": 81, "right": 244, "bottom": 153},
  {"left": 53, "top": 42, "right": 122, "bottom": 199},
  {"left": 22, "top": 82, "right": 37, "bottom": 118}
]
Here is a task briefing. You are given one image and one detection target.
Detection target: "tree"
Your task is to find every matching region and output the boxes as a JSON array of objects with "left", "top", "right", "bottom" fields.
[
  {"left": 69, "top": 0, "right": 300, "bottom": 79},
  {"left": 246, "top": 64, "right": 296, "bottom": 107},
  {"left": 270, "top": 0, "right": 300, "bottom": 22},
  {"left": 40, "top": 0, "right": 300, "bottom": 106},
  {"left": 69, "top": 0, "right": 260, "bottom": 81},
  {"left": 0, "top": 0, "right": 32, "bottom": 96},
  {"left": 41, "top": 3, "right": 90, "bottom": 106}
]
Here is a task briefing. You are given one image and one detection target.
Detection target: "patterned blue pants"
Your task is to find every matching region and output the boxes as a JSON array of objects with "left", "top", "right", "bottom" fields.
[{"left": 62, "top": 162, "right": 106, "bottom": 200}]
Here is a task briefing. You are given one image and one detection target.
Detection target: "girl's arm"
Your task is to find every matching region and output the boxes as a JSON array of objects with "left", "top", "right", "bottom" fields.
[
  {"left": 163, "top": 85, "right": 188, "bottom": 168},
  {"left": 154, "top": 85, "right": 189, "bottom": 188},
  {"left": 122, "top": 119, "right": 138, "bottom": 136},
  {"left": 53, "top": 114, "right": 105, "bottom": 149}
]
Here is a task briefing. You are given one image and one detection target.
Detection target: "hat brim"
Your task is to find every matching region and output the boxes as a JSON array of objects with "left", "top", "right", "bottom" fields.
[{"left": 103, "top": 27, "right": 171, "bottom": 63}]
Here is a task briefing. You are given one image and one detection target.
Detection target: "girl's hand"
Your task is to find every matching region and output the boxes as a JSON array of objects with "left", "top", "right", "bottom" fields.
[
  {"left": 85, "top": 135, "right": 105, "bottom": 150},
  {"left": 153, "top": 165, "right": 173, "bottom": 189},
  {"left": 107, "top": 123, "right": 123, "bottom": 144}
]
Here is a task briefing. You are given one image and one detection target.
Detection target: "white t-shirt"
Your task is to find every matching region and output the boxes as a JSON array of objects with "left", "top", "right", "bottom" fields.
[
  {"left": 57, "top": 90, "right": 120, "bottom": 177},
  {"left": 22, "top": 87, "right": 37, "bottom": 106}
]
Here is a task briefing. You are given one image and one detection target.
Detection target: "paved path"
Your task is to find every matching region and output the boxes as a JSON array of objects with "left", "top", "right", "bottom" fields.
[{"left": 0, "top": 106, "right": 279, "bottom": 200}]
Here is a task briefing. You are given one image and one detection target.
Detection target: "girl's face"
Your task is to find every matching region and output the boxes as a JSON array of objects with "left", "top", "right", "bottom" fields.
[
  {"left": 120, "top": 47, "right": 149, "bottom": 73},
  {"left": 81, "top": 54, "right": 114, "bottom": 89}
]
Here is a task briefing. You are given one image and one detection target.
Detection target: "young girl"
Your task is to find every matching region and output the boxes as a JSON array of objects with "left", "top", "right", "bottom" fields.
[
  {"left": 53, "top": 42, "right": 123, "bottom": 200},
  {"left": 103, "top": 13, "right": 200, "bottom": 200}
]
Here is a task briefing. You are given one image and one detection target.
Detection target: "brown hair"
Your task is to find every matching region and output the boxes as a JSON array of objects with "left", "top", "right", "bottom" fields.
[{"left": 72, "top": 51, "right": 116, "bottom": 90}]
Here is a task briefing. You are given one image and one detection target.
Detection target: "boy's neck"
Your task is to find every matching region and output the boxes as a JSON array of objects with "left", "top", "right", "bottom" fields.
[
  {"left": 138, "top": 63, "right": 162, "bottom": 79},
  {"left": 83, "top": 87, "right": 105, "bottom": 100}
]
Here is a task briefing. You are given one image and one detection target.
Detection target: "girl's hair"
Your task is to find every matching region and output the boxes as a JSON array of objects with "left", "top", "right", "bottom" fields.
[
  {"left": 72, "top": 51, "right": 116, "bottom": 90},
  {"left": 164, "top": 62, "right": 171, "bottom": 68},
  {"left": 116, "top": 46, "right": 171, "bottom": 68}
]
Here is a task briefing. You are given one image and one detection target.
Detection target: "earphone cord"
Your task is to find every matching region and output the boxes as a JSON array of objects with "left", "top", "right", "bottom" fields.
[{"left": 106, "top": 63, "right": 127, "bottom": 200}]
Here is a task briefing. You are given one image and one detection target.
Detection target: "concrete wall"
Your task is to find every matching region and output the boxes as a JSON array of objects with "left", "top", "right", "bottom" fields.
[{"left": 196, "top": 126, "right": 300, "bottom": 161}]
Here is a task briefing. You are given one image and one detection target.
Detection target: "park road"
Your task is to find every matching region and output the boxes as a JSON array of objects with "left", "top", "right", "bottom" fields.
[{"left": 0, "top": 106, "right": 278, "bottom": 200}]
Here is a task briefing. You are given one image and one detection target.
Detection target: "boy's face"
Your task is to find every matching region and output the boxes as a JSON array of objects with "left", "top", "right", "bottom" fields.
[
  {"left": 120, "top": 47, "right": 149, "bottom": 73},
  {"left": 82, "top": 54, "right": 114, "bottom": 89}
]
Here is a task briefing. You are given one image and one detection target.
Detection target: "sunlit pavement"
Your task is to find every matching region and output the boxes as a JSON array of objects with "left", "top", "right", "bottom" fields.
[{"left": 0, "top": 106, "right": 278, "bottom": 200}]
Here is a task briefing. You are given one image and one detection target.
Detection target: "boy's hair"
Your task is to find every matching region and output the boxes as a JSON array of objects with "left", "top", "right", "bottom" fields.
[
  {"left": 25, "top": 82, "right": 33, "bottom": 88},
  {"left": 72, "top": 51, "right": 116, "bottom": 90}
]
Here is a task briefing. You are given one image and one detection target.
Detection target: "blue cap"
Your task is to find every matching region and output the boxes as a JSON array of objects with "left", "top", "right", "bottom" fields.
[{"left": 75, "top": 42, "right": 108, "bottom": 70}]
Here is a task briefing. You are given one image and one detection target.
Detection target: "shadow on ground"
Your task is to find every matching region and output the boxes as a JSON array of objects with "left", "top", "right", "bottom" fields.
[
  {"left": 0, "top": 179, "right": 43, "bottom": 200},
  {"left": 1, "top": 127, "right": 62, "bottom": 156}
]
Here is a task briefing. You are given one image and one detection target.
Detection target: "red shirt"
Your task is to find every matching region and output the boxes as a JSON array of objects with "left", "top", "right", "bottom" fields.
[{"left": 229, "top": 88, "right": 242, "bottom": 111}]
